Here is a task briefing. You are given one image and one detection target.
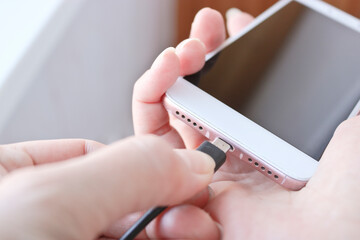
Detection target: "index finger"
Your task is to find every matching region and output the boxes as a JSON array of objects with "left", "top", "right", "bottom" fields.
[
  {"left": 2, "top": 139, "right": 103, "bottom": 167},
  {"left": 190, "top": 8, "right": 226, "bottom": 52}
]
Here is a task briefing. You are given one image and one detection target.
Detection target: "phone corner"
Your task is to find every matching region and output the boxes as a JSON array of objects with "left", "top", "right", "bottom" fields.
[{"left": 281, "top": 175, "right": 309, "bottom": 191}]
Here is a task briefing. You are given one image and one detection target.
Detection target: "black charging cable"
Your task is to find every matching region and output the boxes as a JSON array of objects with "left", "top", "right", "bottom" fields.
[{"left": 120, "top": 138, "right": 232, "bottom": 240}]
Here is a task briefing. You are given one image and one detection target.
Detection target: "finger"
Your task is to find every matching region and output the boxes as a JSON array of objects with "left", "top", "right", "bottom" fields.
[
  {"left": 225, "top": 8, "right": 254, "bottom": 37},
  {"left": 170, "top": 39, "right": 208, "bottom": 148},
  {"left": 146, "top": 205, "right": 221, "bottom": 240},
  {"left": 169, "top": 116, "right": 208, "bottom": 149},
  {"left": 0, "top": 135, "right": 215, "bottom": 238},
  {"left": 183, "top": 186, "right": 212, "bottom": 208},
  {"left": 132, "top": 48, "right": 186, "bottom": 147},
  {"left": 133, "top": 48, "right": 179, "bottom": 104},
  {"left": 170, "top": 8, "right": 224, "bottom": 148},
  {"left": 101, "top": 212, "right": 149, "bottom": 239},
  {"left": 307, "top": 116, "right": 360, "bottom": 194},
  {"left": 0, "top": 139, "right": 103, "bottom": 172},
  {"left": 190, "top": 8, "right": 226, "bottom": 52},
  {"left": 176, "top": 38, "right": 206, "bottom": 76},
  {"left": 102, "top": 187, "right": 211, "bottom": 239}
]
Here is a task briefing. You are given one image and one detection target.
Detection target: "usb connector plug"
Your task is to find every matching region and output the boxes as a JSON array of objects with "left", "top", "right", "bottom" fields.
[
  {"left": 119, "top": 138, "right": 231, "bottom": 240},
  {"left": 212, "top": 138, "right": 232, "bottom": 153},
  {"left": 197, "top": 138, "right": 232, "bottom": 172}
]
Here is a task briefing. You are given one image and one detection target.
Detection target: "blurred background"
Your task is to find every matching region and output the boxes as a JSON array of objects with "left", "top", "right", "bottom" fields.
[
  {"left": 0, "top": 0, "right": 359, "bottom": 144},
  {"left": 177, "top": 0, "right": 360, "bottom": 43}
]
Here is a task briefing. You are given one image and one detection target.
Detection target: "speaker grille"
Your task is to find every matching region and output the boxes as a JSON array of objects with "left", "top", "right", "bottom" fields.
[
  {"left": 173, "top": 109, "right": 282, "bottom": 182},
  {"left": 248, "top": 157, "right": 279, "bottom": 180},
  {"left": 175, "top": 110, "right": 204, "bottom": 131}
]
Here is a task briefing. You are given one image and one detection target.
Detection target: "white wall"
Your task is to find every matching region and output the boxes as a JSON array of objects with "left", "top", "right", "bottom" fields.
[{"left": 0, "top": 0, "right": 177, "bottom": 144}]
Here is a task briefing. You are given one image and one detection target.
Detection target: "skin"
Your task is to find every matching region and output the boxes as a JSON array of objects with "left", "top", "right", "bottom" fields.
[
  {"left": 0, "top": 7, "right": 359, "bottom": 240},
  {"left": 0, "top": 136, "right": 216, "bottom": 239},
  {"left": 131, "top": 7, "right": 360, "bottom": 240}
]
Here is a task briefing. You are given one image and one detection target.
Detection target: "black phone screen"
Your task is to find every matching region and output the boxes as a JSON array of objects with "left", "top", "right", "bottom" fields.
[{"left": 185, "top": 2, "right": 360, "bottom": 160}]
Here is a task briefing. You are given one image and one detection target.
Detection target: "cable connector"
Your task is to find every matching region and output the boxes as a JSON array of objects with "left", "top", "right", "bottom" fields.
[
  {"left": 197, "top": 138, "right": 231, "bottom": 172},
  {"left": 119, "top": 138, "right": 231, "bottom": 240},
  {"left": 212, "top": 138, "right": 232, "bottom": 153}
]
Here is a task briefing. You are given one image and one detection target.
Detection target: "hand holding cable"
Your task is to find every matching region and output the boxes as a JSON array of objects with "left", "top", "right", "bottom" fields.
[{"left": 120, "top": 138, "right": 231, "bottom": 240}]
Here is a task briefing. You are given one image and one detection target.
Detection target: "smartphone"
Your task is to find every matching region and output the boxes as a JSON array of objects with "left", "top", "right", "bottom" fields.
[{"left": 164, "top": 0, "right": 360, "bottom": 190}]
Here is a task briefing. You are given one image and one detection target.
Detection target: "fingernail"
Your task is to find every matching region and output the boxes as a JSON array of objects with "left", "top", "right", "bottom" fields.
[
  {"left": 226, "top": 8, "right": 242, "bottom": 20},
  {"left": 151, "top": 47, "right": 176, "bottom": 69},
  {"left": 176, "top": 150, "right": 215, "bottom": 175}
]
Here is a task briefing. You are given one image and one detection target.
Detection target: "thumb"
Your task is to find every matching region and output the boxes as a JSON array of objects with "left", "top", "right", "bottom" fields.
[{"left": 0, "top": 135, "right": 214, "bottom": 239}]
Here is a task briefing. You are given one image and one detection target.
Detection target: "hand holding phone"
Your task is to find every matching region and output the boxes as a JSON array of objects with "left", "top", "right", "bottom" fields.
[
  {"left": 132, "top": 5, "right": 360, "bottom": 239},
  {"left": 133, "top": 8, "right": 261, "bottom": 185},
  {"left": 164, "top": 0, "right": 360, "bottom": 190}
]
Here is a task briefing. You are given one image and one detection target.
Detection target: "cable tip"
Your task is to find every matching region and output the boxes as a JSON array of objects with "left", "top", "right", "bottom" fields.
[{"left": 212, "top": 138, "right": 232, "bottom": 153}]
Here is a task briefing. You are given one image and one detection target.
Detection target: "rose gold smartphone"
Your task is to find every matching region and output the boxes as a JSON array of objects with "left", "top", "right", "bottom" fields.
[{"left": 164, "top": 0, "right": 360, "bottom": 190}]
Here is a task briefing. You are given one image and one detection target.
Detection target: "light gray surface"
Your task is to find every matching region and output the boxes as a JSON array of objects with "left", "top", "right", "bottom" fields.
[{"left": 0, "top": 0, "right": 176, "bottom": 144}]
